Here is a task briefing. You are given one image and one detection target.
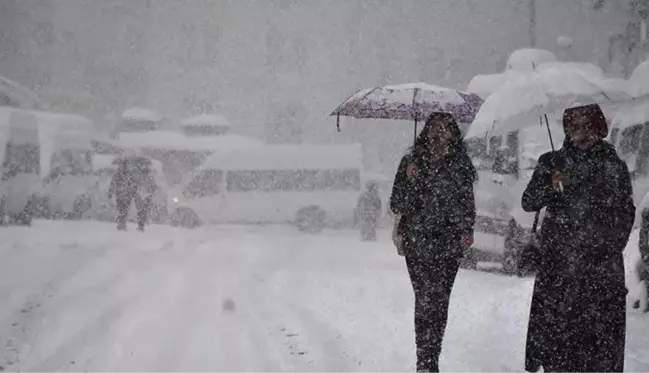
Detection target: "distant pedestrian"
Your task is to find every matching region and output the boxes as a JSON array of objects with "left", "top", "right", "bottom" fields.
[{"left": 357, "top": 181, "right": 382, "bottom": 241}]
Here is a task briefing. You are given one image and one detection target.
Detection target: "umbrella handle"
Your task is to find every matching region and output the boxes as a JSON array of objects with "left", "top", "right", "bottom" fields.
[{"left": 336, "top": 114, "right": 340, "bottom": 132}]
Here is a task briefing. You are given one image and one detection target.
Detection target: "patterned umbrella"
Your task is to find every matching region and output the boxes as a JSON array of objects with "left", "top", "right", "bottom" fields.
[{"left": 331, "top": 82, "right": 483, "bottom": 140}]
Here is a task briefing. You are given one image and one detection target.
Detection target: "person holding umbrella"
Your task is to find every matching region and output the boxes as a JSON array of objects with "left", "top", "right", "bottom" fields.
[
  {"left": 389, "top": 112, "right": 476, "bottom": 373},
  {"left": 522, "top": 103, "right": 634, "bottom": 372}
]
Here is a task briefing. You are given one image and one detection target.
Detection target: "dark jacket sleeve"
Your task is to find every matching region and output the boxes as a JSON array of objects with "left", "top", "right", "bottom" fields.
[
  {"left": 521, "top": 152, "right": 560, "bottom": 212},
  {"left": 453, "top": 155, "right": 476, "bottom": 235},
  {"left": 389, "top": 154, "right": 415, "bottom": 216},
  {"left": 589, "top": 159, "right": 635, "bottom": 255}
]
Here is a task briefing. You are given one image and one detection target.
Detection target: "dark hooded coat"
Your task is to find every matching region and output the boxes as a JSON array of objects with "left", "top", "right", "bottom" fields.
[
  {"left": 389, "top": 117, "right": 476, "bottom": 259},
  {"left": 522, "top": 104, "right": 634, "bottom": 372}
]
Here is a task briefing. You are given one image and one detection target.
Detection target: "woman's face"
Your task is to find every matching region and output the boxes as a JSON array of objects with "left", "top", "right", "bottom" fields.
[
  {"left": 565, "top": 114, "right": 598, "bottom": 150},
  {"left": 426, "top": 118, "right": 454, "bottom": 149}
]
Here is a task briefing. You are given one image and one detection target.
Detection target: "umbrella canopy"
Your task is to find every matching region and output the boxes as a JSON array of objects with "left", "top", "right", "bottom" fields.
[
  {"left": 466, "top": 67, "right": 634, "bottom": 139},
  {"left": 535, "top": 61, "right": 604, "bottom": 77},
  {"left": 466, "top": 70, "right": 525, "bottom": 100},
  {"left": 506, "top": 48, "right": 558, "bottom": 72},
  {"left": 331, "top": 82, "right": 483, "bottom": 125}
]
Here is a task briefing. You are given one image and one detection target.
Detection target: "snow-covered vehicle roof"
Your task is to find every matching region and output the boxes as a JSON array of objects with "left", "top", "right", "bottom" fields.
[
  {"left": 506, "top": 48, "right": 558, "bottom": 72},
  {"left": 121, "top": 107, "right": 163, "bottom": 122},
  {"left": 115, "top": 130, "right": 264, "bottom": 152},
  {"left": 180, "top": 113, "right": 231, "bottom": 128},
  {"left": 200, "top": 143, "right": 364, "bottom": 171}
]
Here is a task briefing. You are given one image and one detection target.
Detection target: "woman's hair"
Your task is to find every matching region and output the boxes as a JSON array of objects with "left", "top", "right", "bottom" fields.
[
  {"left": 411, "top": 112, "right": 477, "bottom": 182},
  {"left": 562, "top": 103, "right": 608, "bottom": 139}
]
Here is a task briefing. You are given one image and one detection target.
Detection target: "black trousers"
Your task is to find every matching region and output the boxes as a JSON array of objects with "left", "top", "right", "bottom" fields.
[
  {"left": 116, "top": 195, "right": 151, "bottom": 230},
  {"left": 405, "top": 253, "right": 461, "bottom": 372}
]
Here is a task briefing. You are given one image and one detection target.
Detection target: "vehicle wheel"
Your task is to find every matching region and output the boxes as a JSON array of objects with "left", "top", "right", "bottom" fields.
[
  {"left": 170, "top": 207, "right": 200, "bottom": 228},
  {"left": 70, "top": 195, "right": 91, "bottom": 220},
  {"left": 295, "top": 206, "right": 327, "bottom": 234},
  {"left": 33, "top": 196, "right": 51, "bottom": 219},
  {"left": 151, "top": 201, "right": 168, "bottom": 224},
  {"left": 10, "top": 198, "right": 34, "bottom": 226}
]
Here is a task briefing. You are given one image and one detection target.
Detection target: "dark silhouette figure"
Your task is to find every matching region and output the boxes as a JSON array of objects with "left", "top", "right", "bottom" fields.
[
  {"left": 389, "top": 112, "right": 476, "bottom": 372},
  {"left": 357, "top": 181, "right": 382, "bottom": 241},
  {"left": 522, "top": 104, "right": 634, "bottom": 373},
  {"left": 108, "top": 159, "right": 157, "bottom": 231}
]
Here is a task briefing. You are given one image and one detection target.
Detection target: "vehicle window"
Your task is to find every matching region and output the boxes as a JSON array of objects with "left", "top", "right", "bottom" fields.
[
  {"left": 226, "top": 169, "right": 362, "bottom": 192},
  {"left": 609, "top": 128, "right": 620, "bottom": 147},
  {"left": 466, "top": 137, "right": 491, "bottom": 171},
  {"left": 182, "top": 124, "right": 228, "bottom": 136},
  {"left": 620, "top": 124, "right": 643, "bottom": 155},
  {"left": 1, "top": 142, "right": 40, "bottom": 179},
  {"left": 636, "top": 122, "right": 649, "bottom": 177},
  {"left": 182, "top": 169, "right": 223, "bottom": 199},
  {"left": 50, "top": 149, "right": 93, "bottom": 176}
]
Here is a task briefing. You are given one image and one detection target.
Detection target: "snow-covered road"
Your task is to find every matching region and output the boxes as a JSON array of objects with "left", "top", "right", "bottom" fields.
[{"left": 0, "top": 221, "right": 648, "bottom": 372}]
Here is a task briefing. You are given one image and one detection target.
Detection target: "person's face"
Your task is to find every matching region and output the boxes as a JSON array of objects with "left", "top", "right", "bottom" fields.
[
  {"left": 565, "top": 114, "right": 598, "bottom": 150},
  {"left": 427, "top": 118, "right": 454, "bottom": 150}
]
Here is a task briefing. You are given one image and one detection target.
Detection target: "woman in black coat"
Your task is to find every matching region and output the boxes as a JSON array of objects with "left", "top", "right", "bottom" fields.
[
  {"left": 522, "top": 103, "right": 635, "bottom": 372},
  {"left": 390, "top": 112, "right": 476, "bottom": 372}
]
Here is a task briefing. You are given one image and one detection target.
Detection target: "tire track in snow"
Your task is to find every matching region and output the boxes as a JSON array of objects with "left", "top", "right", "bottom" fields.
[
  {"left": 8, "top": 243, "right": 180, "bottom": 371},
  {"left": 0, "top": 246, "right": 115, "bottom": 370},
  {"left": 237, "top": 232, "right": 356, "bottom": 371}
]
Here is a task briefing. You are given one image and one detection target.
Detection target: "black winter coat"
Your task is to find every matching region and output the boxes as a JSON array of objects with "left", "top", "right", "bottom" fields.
[
  {"left": 390, "top": 147, "right": 476, "bottom": 259},
  {"left": 108, "top": 170, "right": 137, "bottom": 201},
  {"left": 522, "top": 140, "right": 634, "bottom": 372}
]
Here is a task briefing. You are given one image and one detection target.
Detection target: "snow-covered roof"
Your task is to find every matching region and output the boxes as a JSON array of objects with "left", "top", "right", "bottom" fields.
[
  {"left": 115, "top": 130, "right": 264, "bottom": 151},
  {"left": 180, "top": 113, "right": 231, "bottom": 128},
  {"left": 200, "top": 143, "right": 364, "bottom": 171},
  {"left": 121, "top": 107, "right": 162, "bottom": 122},
  {"left": 506, "top": 48, "right": 558, "bottom": 72},
  {"left": 0, "top": 107, "right": 94, "bottom": 137}
]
